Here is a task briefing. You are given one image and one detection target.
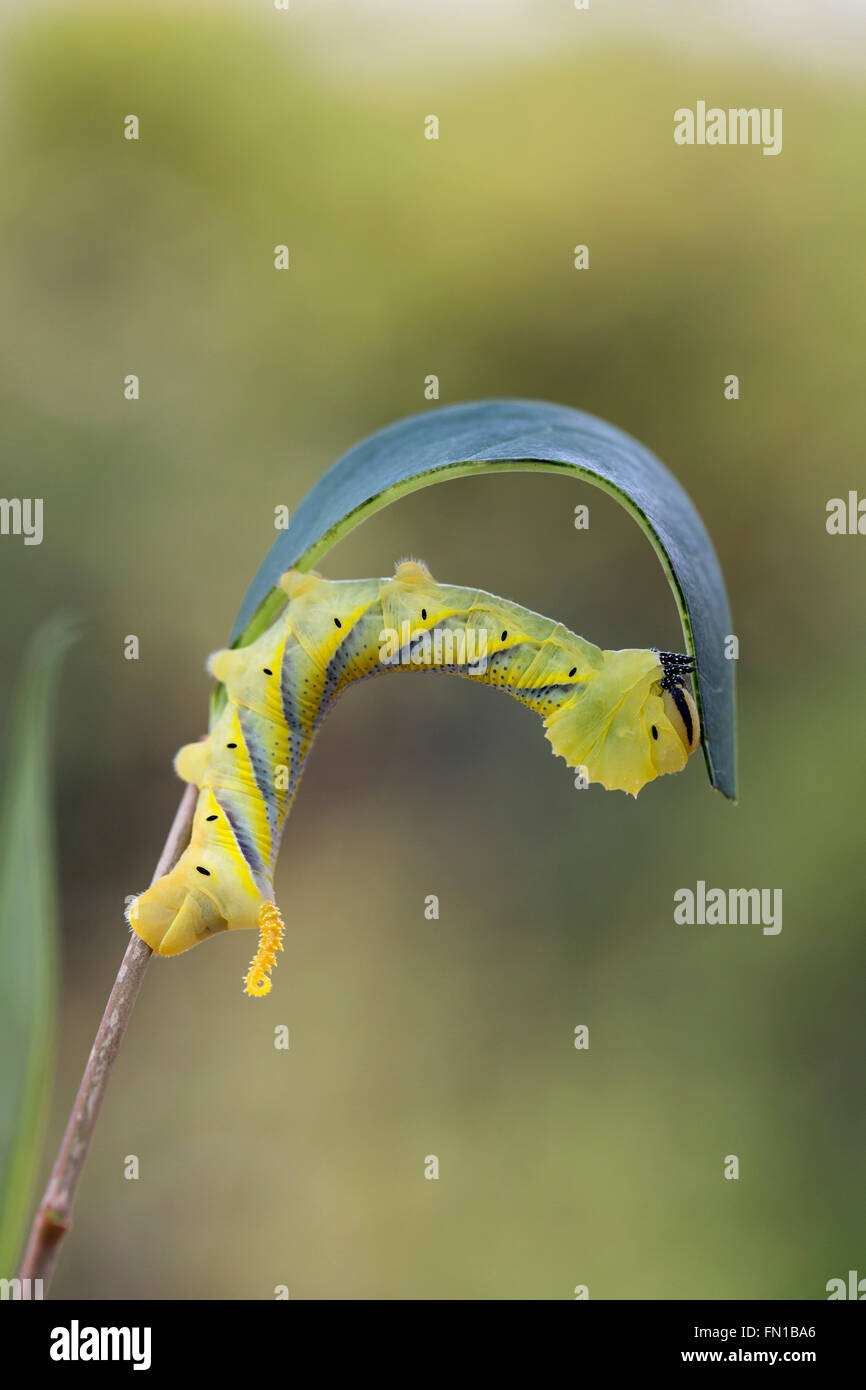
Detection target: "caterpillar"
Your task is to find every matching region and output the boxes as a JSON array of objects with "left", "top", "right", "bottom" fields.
[{"left": 126, "top": 560, "right": 699, "bottom": 995}]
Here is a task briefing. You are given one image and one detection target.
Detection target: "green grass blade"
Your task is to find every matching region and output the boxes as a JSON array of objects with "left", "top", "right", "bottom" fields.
[
  {"left": 0, "top": 618, "right": 77, "bottom": 1276},
  {"left": 228, "top": 401, "right": 735, "bottom": 797}
]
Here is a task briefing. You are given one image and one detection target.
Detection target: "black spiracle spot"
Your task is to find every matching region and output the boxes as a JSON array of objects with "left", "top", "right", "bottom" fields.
[
  {"left": 421, "top": 609, "right": 427, "bottom": 620},
  {"left": 334, "top": 617, "right": 342, "bottom": 628},
  {"left": 263, "top": 668, "right": 273, "bottom": 676},
  {"left": 501, "top": 630, "right": 508, "bottom": 641},
  {"left": 206, "top": 814, "right": 218, "bottom": 822},
  {"left": 569, "top": 667, "right": 577, "bottom": 677},
  {"left": 196, "top": 866, "right": 211, "bottom": 876},
  {"left": 226, "top": 742, "right": 237, "bottom": 749},
  {"left": 651, "top": 725, "right": 659, "bottom": 741}
]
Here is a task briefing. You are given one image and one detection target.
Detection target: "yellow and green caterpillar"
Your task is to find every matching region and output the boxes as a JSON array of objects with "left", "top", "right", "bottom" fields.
[{"left": 126, "top": 560, "right": 699, "bottom": 995}]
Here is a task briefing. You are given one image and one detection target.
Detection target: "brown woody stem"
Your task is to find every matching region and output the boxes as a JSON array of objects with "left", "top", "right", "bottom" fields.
[{"left": 17, "top": 783, "right": 197, "bottom": 1291}]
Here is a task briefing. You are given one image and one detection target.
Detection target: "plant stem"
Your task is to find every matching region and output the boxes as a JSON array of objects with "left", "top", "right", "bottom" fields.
[{"left": 18, "top": 783, "right": 197, "bottom": 1291}]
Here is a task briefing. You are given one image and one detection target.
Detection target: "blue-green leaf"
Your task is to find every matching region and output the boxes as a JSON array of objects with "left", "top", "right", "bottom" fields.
[
  {"left": 0, "top": 619, "right": 77, "bottom": 1275},
  {"left": 231, "top": 400, "right": 735, "bottom": 798}
]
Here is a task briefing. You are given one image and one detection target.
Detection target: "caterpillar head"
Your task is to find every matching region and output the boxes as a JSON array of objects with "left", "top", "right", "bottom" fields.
[
  {"left": 652, "top": 651, "right": 700, "bottom": 775},
  {"left": 544, "top": 648, "right": 700, "bottom": 795}
]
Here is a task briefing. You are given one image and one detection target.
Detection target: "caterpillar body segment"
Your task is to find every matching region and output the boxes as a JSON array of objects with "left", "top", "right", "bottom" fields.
[{"left": 126, "top": 560, "right": 699, "bottom": 992}]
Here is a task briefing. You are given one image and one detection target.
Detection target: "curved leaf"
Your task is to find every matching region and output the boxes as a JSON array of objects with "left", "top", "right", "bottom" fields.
[
  {"left": 230, "top": 399, "right": 735, "bottom": 798},
  {"left": 0, "top": 618, "right": 77, "bottom": 1275}
]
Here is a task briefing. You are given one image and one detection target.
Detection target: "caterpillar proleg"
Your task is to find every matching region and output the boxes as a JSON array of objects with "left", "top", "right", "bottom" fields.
[{"left": 126, "top": 560, "right": 699, "bottom": 994}]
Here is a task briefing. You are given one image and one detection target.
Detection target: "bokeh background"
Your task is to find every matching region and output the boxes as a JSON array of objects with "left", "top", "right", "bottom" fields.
[{"left": 1, "top": 0, "right": 864, "bottom": 1299}]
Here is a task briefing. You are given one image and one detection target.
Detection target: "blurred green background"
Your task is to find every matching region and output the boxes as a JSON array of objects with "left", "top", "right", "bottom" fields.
[{"left": 1, "top": 0, "right": 864, "bottom": 1299}]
